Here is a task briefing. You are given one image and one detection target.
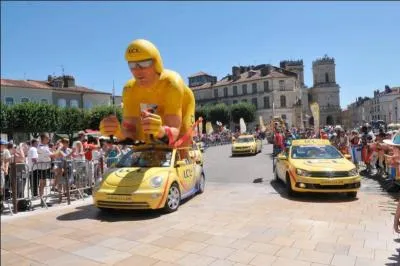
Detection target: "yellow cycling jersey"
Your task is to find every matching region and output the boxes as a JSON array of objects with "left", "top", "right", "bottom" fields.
[{"left": 123, "top": 69, "right": 195, "bottom": 140}]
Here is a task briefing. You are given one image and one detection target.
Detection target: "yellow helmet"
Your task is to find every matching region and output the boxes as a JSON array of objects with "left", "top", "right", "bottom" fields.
[{"left": 125, "top": 39, "right": 164, "bottom": 74}]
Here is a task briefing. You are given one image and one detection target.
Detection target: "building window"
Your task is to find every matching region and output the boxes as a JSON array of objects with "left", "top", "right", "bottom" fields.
[
  {"left": 242, "top": 99, "right": 247, "bottom": 103},
  {"left": 242, "top": 84, "right": 247, "bottom": 95},
  {"left": 325, "top": 73, "right": 329, "bottom": 83},
  {"left": 5, "top": 97, "right": 14, "bottom": 105},
  {"left": 280, "top": 95, "right": 286, "bottom": 107},
  {"left": 282, "top": 114, "right": 287, "bottom": 120},
  {"left": 251, "top": 98, "right": 258, "bottom": 109},
  {"left": 233, "top": 86, "right": 238, "bottom": 96},
  {"left": 264, "top": 81, "right": 269, "bottom": 92},
  {"left": 58, "top": 98, "right": 67, "bottom": 108},
  {"left": 84, "top": 100, "right": 93, "bottom": 109},
  {"left": 21, "top": 97, "right": 29, "bottom": 103},
  {"left": 223, "top": 87, "right": 228, "bottom": 97},
  {"left": 264, "top": 96, "right": 270, "bottom": 109},
  {"left": 214, "top": 89, "right": 218, "bottom": 98},
  {"left": 252, "top": 83, "right": 257, "bottom": 94},
  {"left": 41, "top": 99, "right": 48, "bottom": 104},
  {"left": 233, "top": 100, "right": 238, "bottom": 104},
  {"left": 70, "top": 99, "right": 79, "bottom": 108},
  {"left": 279, "top": 80, "right": 285, "bottom": 91}
]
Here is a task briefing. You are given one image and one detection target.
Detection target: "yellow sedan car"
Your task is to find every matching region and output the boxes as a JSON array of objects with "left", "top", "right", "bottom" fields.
[
  {"left": 274, "top": 139, "right": 361, "bottom": 198},
  {"left": 93, "top": 144, "right": 205, "bottom": 213},
  {"left": 232, "top": 135, "right": 262, "bottom": 156}
]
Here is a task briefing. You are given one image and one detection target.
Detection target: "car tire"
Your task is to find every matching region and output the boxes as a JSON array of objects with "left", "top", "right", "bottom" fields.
[
  {"left": 198, "top": 173, "right": 205, "bottom": 194},
  {"left": 346, "top": 192, "right": 357, "bottom": 198},
  {"left": 286, "top": 174, "right": 296, "bottom": 197},
  {"left": 164, "top": 183, "right": 180, "bottom": 213}
]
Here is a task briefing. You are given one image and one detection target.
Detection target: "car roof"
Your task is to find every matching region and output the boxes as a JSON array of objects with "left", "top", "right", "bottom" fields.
[{"left": 292, "top": 139, "right": 331, "bottom": 146}]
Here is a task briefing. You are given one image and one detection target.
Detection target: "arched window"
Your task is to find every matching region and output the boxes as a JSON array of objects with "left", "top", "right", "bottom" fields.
[
  {"left": 84, "top": 100, "right": 93, "bottom": 109},
  {"left": 325, "top": 73, "right": 329, "bottom": 83},
  {"left": 280, "top": 95, "right": 286, "bottom": 108},
  {"left": 21, "top": 97, "right": 29, "bottom": 103},
  {"left": 41, "top": 99, "right": 48, "bottom": 104},
  {"left": 282, "top": 114, "right": 287, "bottom": 120},
  {"left": 58, "top": 98, "right": 66, "bottom": 108}
]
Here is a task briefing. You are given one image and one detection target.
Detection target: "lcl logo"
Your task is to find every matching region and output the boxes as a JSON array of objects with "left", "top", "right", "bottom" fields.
[{"left": 128, "top": 48, "right": 140, "bottom": 53}]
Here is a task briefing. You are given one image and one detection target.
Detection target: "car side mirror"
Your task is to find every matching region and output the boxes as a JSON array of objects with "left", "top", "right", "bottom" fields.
[
  {"left": 176, "top": 160, "right": 186, "bottom": 167},
  {"left": 277, "top": 154, "right": 287, "bottom": 160},
  {"left": 344, "top": 154, "right": 351, "bottom": 160}
]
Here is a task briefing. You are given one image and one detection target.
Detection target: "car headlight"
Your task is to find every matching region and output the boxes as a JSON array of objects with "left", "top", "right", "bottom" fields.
[
  {"left": 348, "top": 168, "right": 358, "bottom": 176},
  {"left": 296, "top": 168, "right": 311, "bottom": 177},
  {"left": 150, "top": 176, "right": 163, "bottom": 188}
]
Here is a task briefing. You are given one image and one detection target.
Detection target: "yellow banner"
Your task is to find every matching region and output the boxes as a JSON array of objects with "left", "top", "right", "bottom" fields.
[
  {"left": 205, "top": 122, "right": 213, "bottom": 135},
  {"left": 310, "top": 102, "right": 320, "bottom": 135}
]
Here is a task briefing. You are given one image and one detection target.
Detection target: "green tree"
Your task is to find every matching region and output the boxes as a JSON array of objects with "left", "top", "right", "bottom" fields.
[
  {"left": 207, "top": 103, "right": 230, "bottom": 125},
  {"left": 230, "top": 102, "right": 256, "bottom": 124},
  {"left": 57, "top": 107, "right": 85, "bottom": 141},
  {"left": 0, "top": 103, "right": 9, "bottom": 133},
  {"left": 85, "top": 105, "right": 122, "bottom": 130},
  {"left": 7, "top": 102, "right": 60, "bottom": 137}
]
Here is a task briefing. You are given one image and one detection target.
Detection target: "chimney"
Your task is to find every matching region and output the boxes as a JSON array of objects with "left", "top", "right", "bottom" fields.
[
  {"left": 47, "top": 75, "right": 53, "bottom": 82},
  {"left": 63, "top": 75, "right": 76, "bottom": 87},
  {"left": 260, "top": 66, "right": 270, "bottom": 77},
  {"left": 232, "top": 66, "right": 240, "bottom": 81}
]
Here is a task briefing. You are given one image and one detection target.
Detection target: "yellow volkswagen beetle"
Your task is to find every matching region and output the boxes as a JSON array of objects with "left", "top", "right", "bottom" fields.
[
  {"left": 232, "top": 134, "right": 262, "bottom": 156},
  {"left": 93, "top": 144, "right": 205, "bottom": 213},
  {"left": 274, "top": 139, "right": 361, "bottom": 198}
]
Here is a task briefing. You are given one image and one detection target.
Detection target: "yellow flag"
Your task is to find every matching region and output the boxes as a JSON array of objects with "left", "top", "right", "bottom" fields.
[
  {"left": 206, "top": 122, "right": 213, "bottom": 135},
  {"left": 310, "top": 102, "right": 320, "bottom": 135},
  {"left": 259, "top": 116, "right": 266, "bottom": 132}
]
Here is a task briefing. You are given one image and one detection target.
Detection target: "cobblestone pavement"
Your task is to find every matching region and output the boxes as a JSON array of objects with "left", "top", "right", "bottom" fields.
[{"left": 1, "top": 144, "right": 399, "bottom": 266}]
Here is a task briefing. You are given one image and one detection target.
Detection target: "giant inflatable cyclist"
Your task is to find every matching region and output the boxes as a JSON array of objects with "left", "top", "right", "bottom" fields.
[{"left": 100, "top": 39, "right": 196, "bottom": 147}]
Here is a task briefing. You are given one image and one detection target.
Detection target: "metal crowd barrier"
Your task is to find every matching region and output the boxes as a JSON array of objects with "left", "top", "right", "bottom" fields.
[{"left": 2, "top": 157, "right": 104, "bottom": 215}]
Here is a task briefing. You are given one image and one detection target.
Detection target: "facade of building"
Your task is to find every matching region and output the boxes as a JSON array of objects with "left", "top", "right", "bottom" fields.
[
  {"left": 342, "top": 86, "right": 400, "bottom": 129},
  {"left": 1, "top": 75, "right": 115, "bottom": 109},
  {"left": 189, "top": 64, "right": 303, "bottom": 128},
  {"left": 189, "top": 56, "right": 341, "bottom": 129}
]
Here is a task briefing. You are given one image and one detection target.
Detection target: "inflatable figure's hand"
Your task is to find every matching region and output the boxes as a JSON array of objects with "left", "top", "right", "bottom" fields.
[
  {"left": 141, "top": 111, "right": 163, "bottom": 137},
  {"left": 100, "top": 115, "right": 121, "bottom": 136}
]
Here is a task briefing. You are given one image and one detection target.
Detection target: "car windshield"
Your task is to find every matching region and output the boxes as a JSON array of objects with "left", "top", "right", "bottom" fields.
[
  {"left": 114, "top": 149, "right": 173, "bottom": 168},
  {"left": 236, "top": 137, "right": 254, "bottom": 143},
  {"left": 291, "top": 145, "right": 343, "bottom": 159}
]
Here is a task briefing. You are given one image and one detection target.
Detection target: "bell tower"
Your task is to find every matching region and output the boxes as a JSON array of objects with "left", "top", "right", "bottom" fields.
[{"left": 310, "top": 55, "right": 341, "bottom": 125}]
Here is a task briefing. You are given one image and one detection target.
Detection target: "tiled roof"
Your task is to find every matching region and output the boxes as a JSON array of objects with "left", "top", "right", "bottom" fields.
[
  {"left": 188, "top": 71, "right": 213, "bottom": 78},
  {"left": 1, "top": 78, "right": 111, "bottom": 95}
]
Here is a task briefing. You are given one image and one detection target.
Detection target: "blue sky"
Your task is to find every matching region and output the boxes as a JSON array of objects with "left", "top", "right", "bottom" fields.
[{"left": 1, "top": 1, "right": 399, "bottom": 108}]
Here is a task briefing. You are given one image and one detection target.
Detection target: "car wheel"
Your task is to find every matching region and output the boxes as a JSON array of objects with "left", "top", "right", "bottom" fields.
[
  {"left": 198, "top": 173, "right": 205, "bottom": 194},
  {"left": 346, "top": 192, "right": 357, "bottom": 198},
  {"left": 286, "top": 174, "right": 296, "bottom": 197},
  {"left": 164, "top": 183, "right": 180, "bottom": 213}
]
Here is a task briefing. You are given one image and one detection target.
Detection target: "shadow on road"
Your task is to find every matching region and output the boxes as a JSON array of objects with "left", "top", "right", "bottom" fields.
[
  {"left": 56, "top": 195, "right": 195, "bottom": 223},
  {"left": 385, "top": 243, "right": 400, "bottom": 266},
  {"left": 269, "top": 179, "right": 358, "bottom": 203}
]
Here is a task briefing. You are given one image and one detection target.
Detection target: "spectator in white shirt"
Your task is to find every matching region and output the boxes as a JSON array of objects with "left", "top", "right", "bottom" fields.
[
  {"left": 35, "top": 133, "right": 56, "bottom": 205},
  {"left": 28, "top": 139, "right": 39, "bottom": 197}
]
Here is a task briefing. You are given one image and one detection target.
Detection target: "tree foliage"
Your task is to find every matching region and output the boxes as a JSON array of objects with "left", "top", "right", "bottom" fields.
[
  {"left": 57, "top": 107, "right": 85, "bottom": 141},
  {"left": 85, "top": 105, "right": 122, "bottom": 130},
  {"left": 0, "top": 103, "right": 9, "bottom": 132},
  {"left": 6, "top": 102, "right": 60, "bottom": 137},
  {"left": 207, "top": 103, "right": 230, "bottom": 125},
  {"left": 230, "top": 102, "right": 256, "bottom": 124}
]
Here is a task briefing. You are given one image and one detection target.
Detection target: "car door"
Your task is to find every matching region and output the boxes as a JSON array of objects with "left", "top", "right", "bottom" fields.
[{"left": 175, "top": 149, "right": 196, "bottom": 195}]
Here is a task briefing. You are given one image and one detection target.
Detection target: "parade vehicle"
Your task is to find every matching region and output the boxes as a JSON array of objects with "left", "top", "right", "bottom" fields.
[
  {"left": 231, "top": 134, "right": 262, "bottom": 156},
  {"left": 190, "top": 142, "right": 204, "bottom": 166},
  {"left": 93, "top": 141, "right": 205, "bottom": 213},
  {"left": 196, "top": 141, "right": 205, "bottom": 153},
  {"left": 274, "top": 139, "right": 361, "bottom": 198}
]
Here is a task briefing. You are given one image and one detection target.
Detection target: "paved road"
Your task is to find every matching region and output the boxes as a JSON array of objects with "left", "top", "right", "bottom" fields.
[
  {"left": 1, "top": 143, "right": 399, "bottom": 266},
  {"left": 204, "top": 141, "right": 274, "bottom": 184}
]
